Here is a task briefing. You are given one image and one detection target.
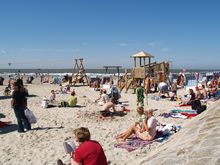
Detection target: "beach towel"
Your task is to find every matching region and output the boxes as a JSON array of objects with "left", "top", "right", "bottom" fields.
[
  {"left": 180, "top": 112, "right": 198, "bottom": 118},
  {"left": 160, "top": 111, "right": 198, "bottom": 119},
  {"left": 170, "top": 109, "right": 197, "bottom": 114},
  {"left": 175, "top": 104, "right": 191, "bottom": 107},
  {"left": 114, "top": 136, "right": 152, "bottom": 152},
  {"left": 159, "top": 113, "right": 187, "bottom": 119}
]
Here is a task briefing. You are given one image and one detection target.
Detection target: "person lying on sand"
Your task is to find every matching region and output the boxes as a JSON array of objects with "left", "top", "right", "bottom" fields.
[{"left": 116, "top": 109, "right": 157, "bottom": 142}]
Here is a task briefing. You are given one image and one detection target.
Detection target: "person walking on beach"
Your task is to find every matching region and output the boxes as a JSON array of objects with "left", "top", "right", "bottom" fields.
[
  {"left": 11, "top": 81, "right": 31, "bottom": 133},
  {"left": 136, "top": 81, "right": 145, "bottom": 107},
  {"left": 57, "top": 127, "right": 108, "bottom": 165}
]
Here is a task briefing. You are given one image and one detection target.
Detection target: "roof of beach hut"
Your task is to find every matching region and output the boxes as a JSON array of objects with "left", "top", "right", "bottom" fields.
[{"left": 130, "top": 51, "right": 154, "bottom": 58}]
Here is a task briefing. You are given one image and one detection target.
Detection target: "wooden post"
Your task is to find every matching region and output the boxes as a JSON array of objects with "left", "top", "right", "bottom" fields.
[
  {"left": 134, "top": 58, "right": 136, "bottom": 67},
  {"left": 149, "top": 57, "right": 151, "bottom": 77},
  {"left": 139, "top": 57, "right": 142, "bottom": 66}
]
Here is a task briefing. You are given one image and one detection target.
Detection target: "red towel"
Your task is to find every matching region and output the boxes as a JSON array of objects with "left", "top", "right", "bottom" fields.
[{"left": 181, "top": 113, "right": 198, "bottom": 118}]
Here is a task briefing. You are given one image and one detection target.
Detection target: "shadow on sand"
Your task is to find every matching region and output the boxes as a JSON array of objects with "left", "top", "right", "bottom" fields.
[
  {"left": 0, "top": 95, "right": 11, "bottom": 100},
  {"left": 31, "top": 126, "right": 64, "bottom": 131},
  {"left": 0, "top": 94, "right": 38, "bottom": 100},
  {"left": 0, "top": 124, "right": 17, "bottom": 134},
  {"left": 0, "top": 113, "right": 6, "bottom": 118},
  {"left": 27, "top": 94, "right": 38, "bottom": 98}
]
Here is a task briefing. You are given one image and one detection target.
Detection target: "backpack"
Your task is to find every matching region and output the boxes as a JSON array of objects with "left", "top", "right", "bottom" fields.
[{"left": 111, "top": 87, "right": 121, "bottom": 103}]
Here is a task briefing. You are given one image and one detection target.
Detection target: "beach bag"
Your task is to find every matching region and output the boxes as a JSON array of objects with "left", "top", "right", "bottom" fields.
[
  {"left": 25, "top": 108, "right": 37, "bottom": 124},
  {"left": 42, "top": 97, "right": 49, "bottom": 108},
  {"left": 111, "top": 86, "right": 121, "bottom": 103},
  {"left": 42, "top": 100, "right": 49, "bottom": 108}
]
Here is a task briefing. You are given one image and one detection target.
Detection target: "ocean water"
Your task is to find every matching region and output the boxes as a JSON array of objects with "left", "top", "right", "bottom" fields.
[{"left": 0, "top": 68, "right": 219, "bottom": 76}]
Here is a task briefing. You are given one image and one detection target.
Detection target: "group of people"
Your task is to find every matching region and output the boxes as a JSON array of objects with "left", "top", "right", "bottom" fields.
[
  {"left": 8, "top": 73, "right": 220, "bottom": 165},
  {"left": 57, "top": 106, "right": 158, "bottom": 165},
  {"left": 42, "top": 89, "right": 78, "bottom": 108}
]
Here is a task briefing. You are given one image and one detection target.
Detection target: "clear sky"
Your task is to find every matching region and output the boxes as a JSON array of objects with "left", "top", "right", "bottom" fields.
[{"left": 0, "top": 0, "right": 219, "bottom": 69}]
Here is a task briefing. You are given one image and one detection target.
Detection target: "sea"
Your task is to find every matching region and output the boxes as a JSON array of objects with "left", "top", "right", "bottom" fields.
[{"left": 0, "top": 68, "right": 219, "bottom": 77}]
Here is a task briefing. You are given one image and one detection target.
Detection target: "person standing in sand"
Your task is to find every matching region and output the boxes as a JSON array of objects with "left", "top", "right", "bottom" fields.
[
  {"left": 136, "top": 81, "right": 145, "bottom": 107},
  {"left": 11, "top": 81, "right": 31, "bottom": 133}
]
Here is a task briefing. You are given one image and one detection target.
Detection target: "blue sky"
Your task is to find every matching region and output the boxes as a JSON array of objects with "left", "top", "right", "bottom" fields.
[{"left": 0, "top": 0, "right": 219, "bottom": 69}]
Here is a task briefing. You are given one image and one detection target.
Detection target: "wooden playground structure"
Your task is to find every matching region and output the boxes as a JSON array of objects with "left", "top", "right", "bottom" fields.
[
  {"left": 103, "top": 65, "right": 122, "bottom": 86},
  {"left": 119, "top": 51, "right": 170, "bottom": 93},
  {"left": 71, "top": 58, "right": 89, "bottom": 85}
]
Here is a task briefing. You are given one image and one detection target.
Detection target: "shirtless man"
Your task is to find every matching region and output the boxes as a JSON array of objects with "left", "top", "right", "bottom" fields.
[{"left": 102, "top": 97, "right": 116, "bottom": 113}]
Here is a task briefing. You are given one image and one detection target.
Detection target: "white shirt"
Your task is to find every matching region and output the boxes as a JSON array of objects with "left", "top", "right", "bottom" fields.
[{"left": 147, "top": 116, "right": 157, "bottom": 138}]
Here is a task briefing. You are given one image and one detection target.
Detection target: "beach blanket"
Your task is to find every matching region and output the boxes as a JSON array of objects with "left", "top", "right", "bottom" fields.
[
  {"left": 170, "top": 109, "right": 197, "bottom": 114},
  {"left": 180, "top": 113, "right": 198, "bottom": 118},
  {"left": 159, "top": 113, "right": 187, "bottom": 119},
  {"left": 160, "top": 112, "right": 197, "bottom": 119},
  {"left": 175, "top": 104, "right": 191, "bottom": 107},
  {"left": 114, "top": 137, "right": 152, "bottom": 152}
]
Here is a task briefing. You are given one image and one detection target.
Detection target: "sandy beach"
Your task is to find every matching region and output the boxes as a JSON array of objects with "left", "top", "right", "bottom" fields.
[{"left": 0, "top": 79, "right": 219, "bottom": 165}]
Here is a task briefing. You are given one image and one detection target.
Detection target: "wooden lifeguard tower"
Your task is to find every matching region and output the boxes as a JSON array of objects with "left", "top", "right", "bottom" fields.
[
  {"left": 71, "top": 58, "right": 89, "bottom": 85},
  {"left": 131, "top": 51, "right": 154, "bottom": 78},
  {"left": 120, "top": 51, "right": 154, "bottom": 92}
]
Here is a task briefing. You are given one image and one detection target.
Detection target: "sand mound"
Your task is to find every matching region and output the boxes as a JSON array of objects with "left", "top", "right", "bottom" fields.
[{"left": 131, "top": 100, "right": 220, "bottom": 165}]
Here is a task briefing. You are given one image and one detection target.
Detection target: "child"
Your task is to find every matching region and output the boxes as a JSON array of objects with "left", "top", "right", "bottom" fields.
[
  {"left": 4, "top": 87, "right": 11, "bottom": 96},
  {"left": 49, "top": 90, "right": 56, "bottom": 102}
]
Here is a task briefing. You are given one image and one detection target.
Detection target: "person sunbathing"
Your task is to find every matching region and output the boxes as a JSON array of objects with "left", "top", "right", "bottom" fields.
[
  {"left": 207, "top": 82, "right": 217, "bottom": 99},
  {"left": 116, "top": 109, "right": 157, "bottom": 142},
  {"left": 200, "top": 84, "right": 208, "bottom": 99},
  {"left": 116, "top": 106, "right": 145, "bottom": 138},
  {"left": 179, "top": 88, "right": 195, "bottom": 106}
]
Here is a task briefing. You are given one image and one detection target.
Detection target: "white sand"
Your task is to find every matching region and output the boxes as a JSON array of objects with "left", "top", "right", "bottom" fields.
[{"left": 0, "top": 80, "right": 219, "bottom": 165}]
